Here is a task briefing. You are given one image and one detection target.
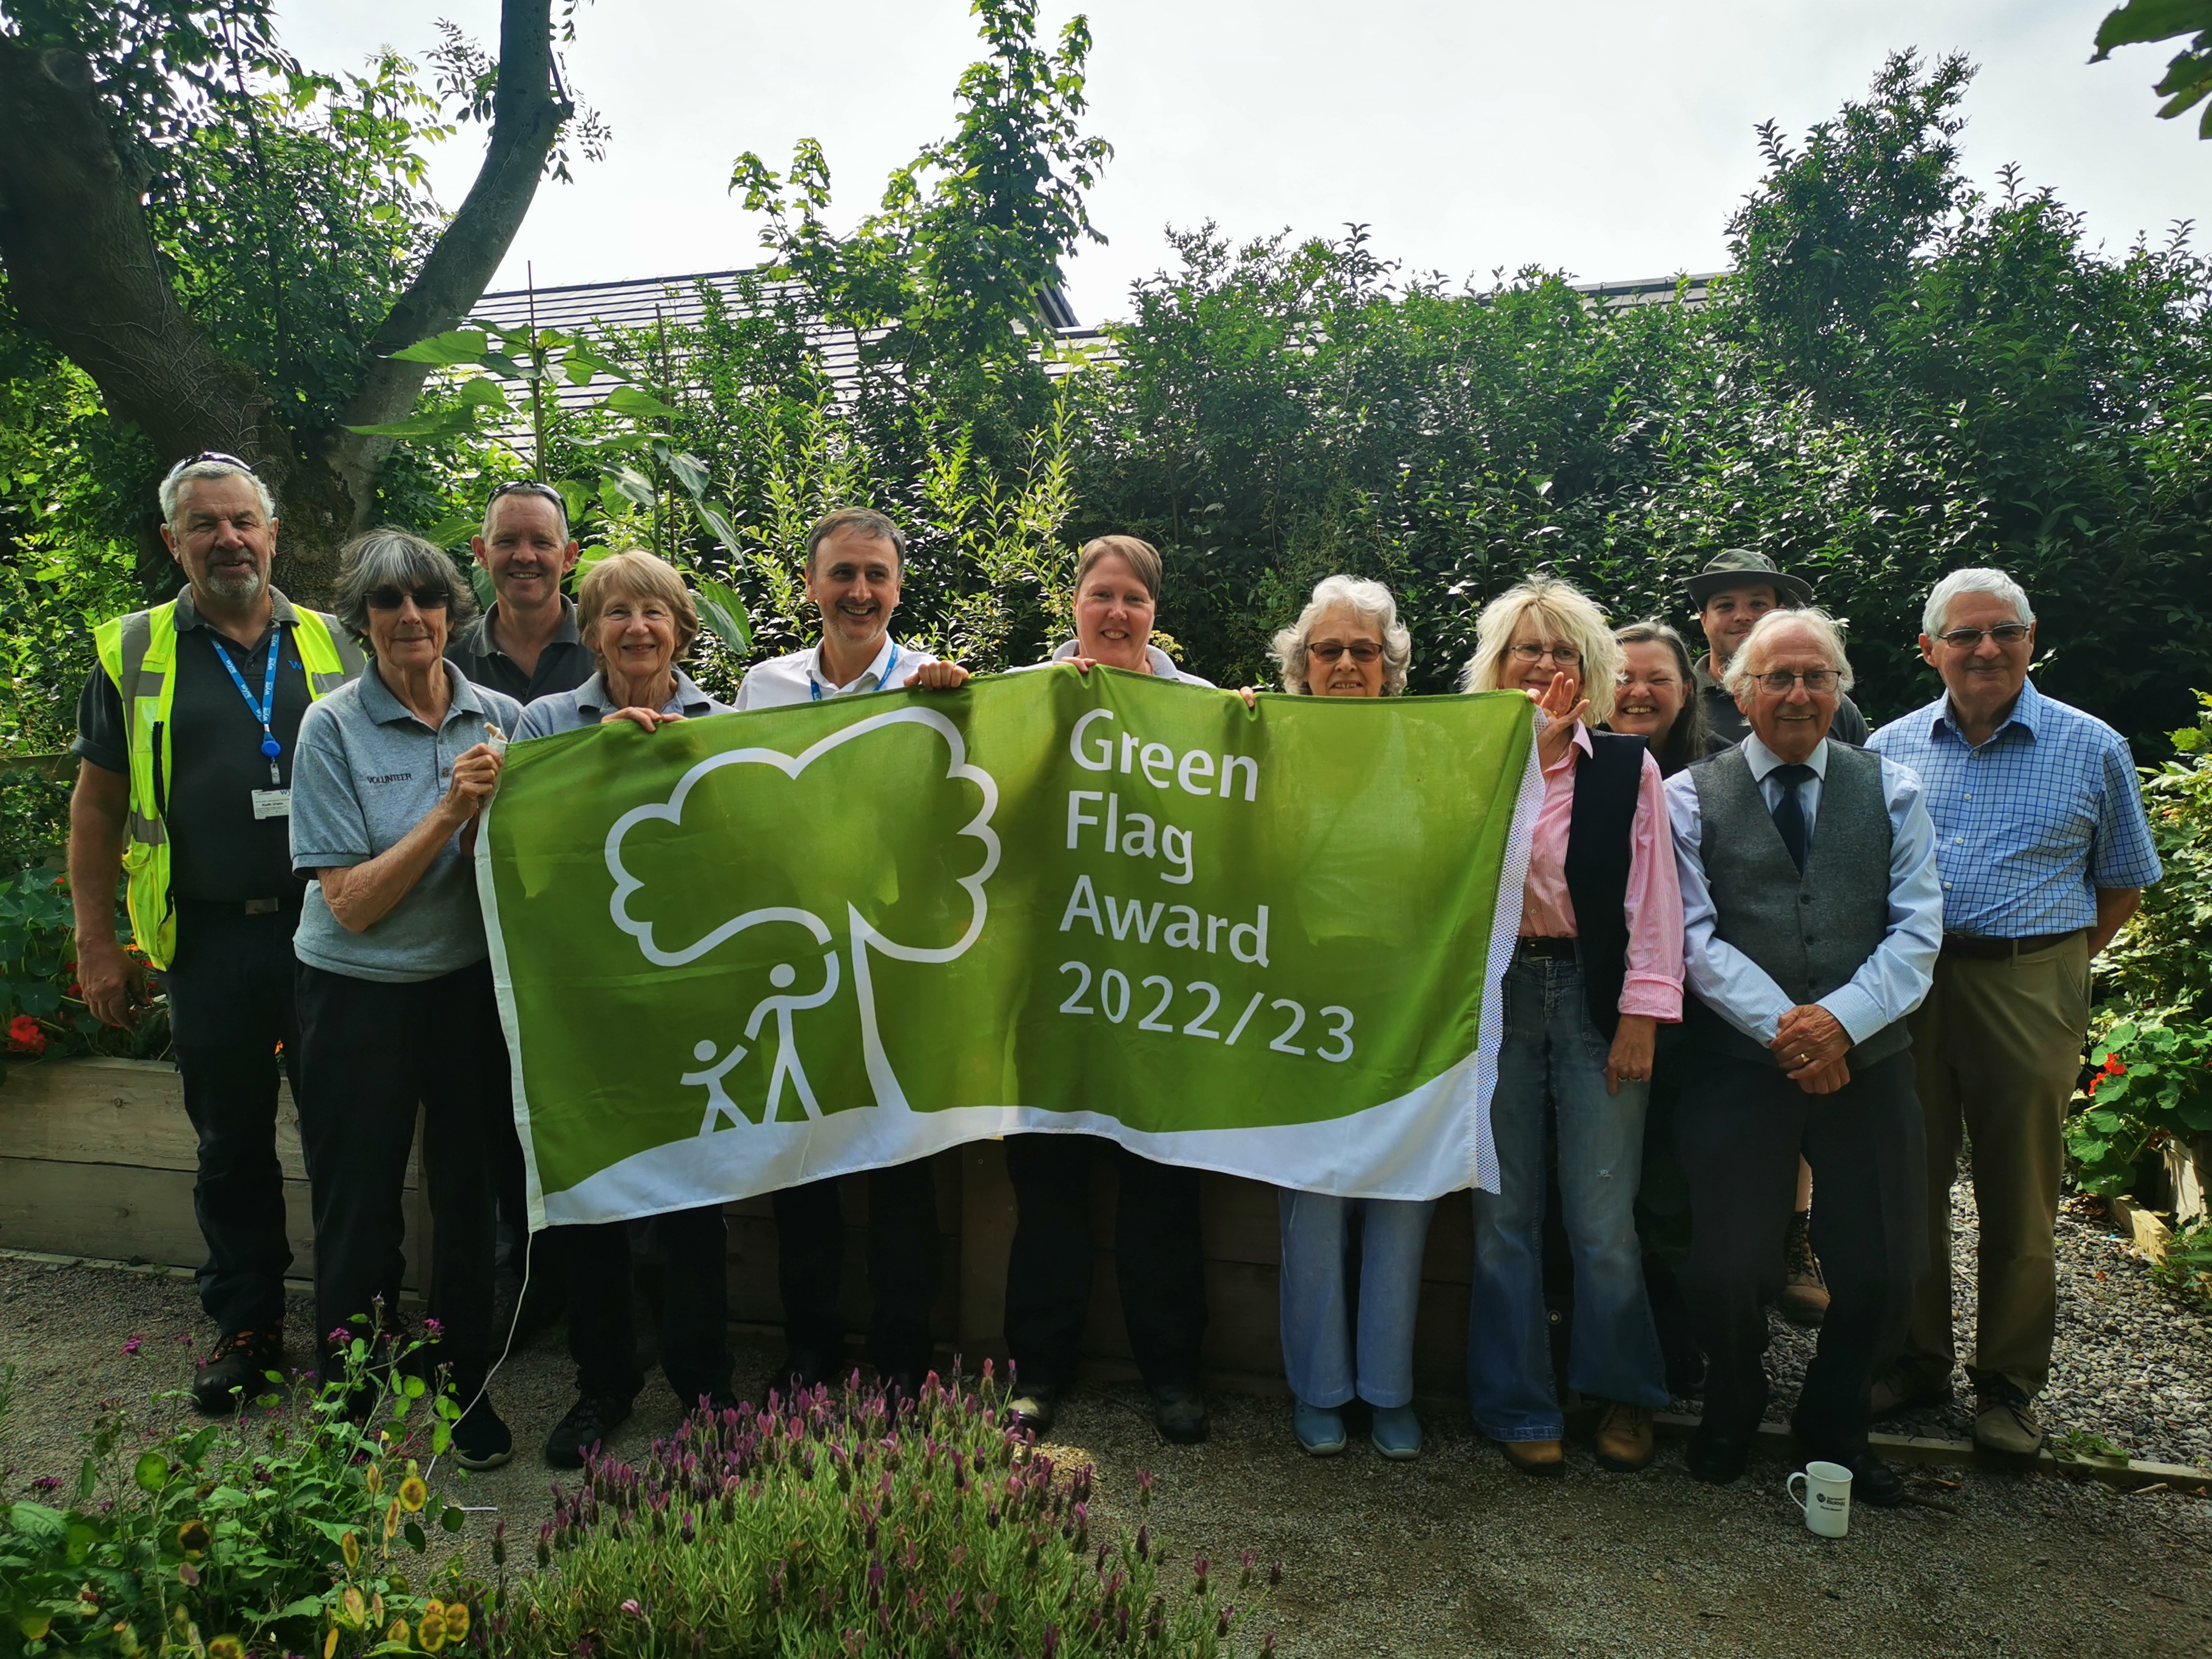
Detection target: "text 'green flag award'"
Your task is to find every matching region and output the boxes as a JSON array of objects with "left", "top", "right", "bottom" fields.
[{"left": 480, "top": 668, "right": 1539, "bottom": 1225}]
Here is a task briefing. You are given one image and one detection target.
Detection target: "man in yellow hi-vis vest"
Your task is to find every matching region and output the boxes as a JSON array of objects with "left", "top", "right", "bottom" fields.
[{"left": 69, "top": 454, "right": 364, "bottom": 1413}]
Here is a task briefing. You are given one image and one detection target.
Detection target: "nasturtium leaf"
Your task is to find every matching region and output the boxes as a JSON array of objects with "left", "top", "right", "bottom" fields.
[
  {"left": 133, "top": 1452, "right": 169, "bottom": 1493},
  {"left": 16, "top": 982, "right": 58, "bottom": 1017},
  {"left": 440, "top": 1506, "right": 466, "bottom": 1533}
]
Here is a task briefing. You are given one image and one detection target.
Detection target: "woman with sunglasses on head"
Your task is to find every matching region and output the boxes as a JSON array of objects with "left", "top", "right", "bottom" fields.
[
  {"left": 1266, "top": 576, "right": 1435, "bottom": 1460},
  {"left": 288, "top": 529, "right": 525, "bottom": 1468},
  {"left": 1458, "top": 576, "right": 1683, "bottom": 1478}
]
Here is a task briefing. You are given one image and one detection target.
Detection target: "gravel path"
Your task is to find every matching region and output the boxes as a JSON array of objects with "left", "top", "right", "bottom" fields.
[
  {"left": 1755, "top": 1187, "right": 2212, "bottom": 1467},
  {"left": 3, "top": 1229, "right": 2209, "bottom": 1658}
]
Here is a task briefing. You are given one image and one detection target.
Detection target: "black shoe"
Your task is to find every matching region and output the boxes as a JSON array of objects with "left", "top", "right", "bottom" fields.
[
  {"left": 192, "top": 1327, "right": 284, "bottom": 1416},
  {"left": 1837, "top": 1450, "right": 1906, "bottom": 1508},
  {"left": 1151, "top": 1382, "right": 1208, "bottom": 1446},
  {"left": 880, "top": 1368, "right": 928, "bottom": 1420},
  {"left": 452, "top": 1395, "right": 514, "bottom": 1470},
  {"left": 545, "top": 1392, "right": 632, "bottom": 1470},
  {"left": 1007, "top": 1382, "right": 1061, "bottom": 1439},
  {"left": 1685, "top": 1421, "right": 1757, "bottom": 1486}
]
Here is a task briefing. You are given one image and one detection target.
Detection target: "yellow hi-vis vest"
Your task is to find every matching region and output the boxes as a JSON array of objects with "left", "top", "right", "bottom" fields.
[{"left": 92, "top": 594, "right": 364, "bottom": 969}]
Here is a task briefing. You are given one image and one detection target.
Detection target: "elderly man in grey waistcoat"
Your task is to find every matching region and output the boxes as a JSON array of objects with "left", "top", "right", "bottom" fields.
[{"left": 1666, "top": 608, "right": 1943, "bottom": 1505}]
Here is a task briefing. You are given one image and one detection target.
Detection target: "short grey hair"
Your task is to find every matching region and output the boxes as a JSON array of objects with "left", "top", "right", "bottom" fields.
[
  {"left": 1723, "top": 606, "right": 1856, "bottom": 699},
  {"left": 332, "top": 528, "right": 480, "bottom": 638},
  {"left": 1923, "top": 567, "right": 2034, "bottom": 638},
  {"left": 161, "top": 460, "right": 276, "bottom": 528},
  {"left": 1272, "top": 575, "right": 1414, "bottom": 695}
]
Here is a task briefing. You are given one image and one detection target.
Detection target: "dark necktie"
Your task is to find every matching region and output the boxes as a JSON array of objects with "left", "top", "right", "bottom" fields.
[{"left": 1769, "top": 762, "right": 1817, "bottom": 874}]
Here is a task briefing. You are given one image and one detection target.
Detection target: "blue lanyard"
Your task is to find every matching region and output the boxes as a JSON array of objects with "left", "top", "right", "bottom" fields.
[
  {"left": 210, "top": 630, "right": 285, "bottom": 783},
  {"left": 809, "top": 643, "right": 896, "bottom": 702}
]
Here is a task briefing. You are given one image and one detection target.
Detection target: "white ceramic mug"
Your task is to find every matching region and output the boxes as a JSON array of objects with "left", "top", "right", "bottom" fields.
[{"left": 1788, "top": 1460, "right": 1852, "bottom": 1538}]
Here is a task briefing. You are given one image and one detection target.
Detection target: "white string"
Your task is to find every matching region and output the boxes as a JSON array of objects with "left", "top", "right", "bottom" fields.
[{"left": 421, "top": 1224, "right": 533, "bottom": 1483}]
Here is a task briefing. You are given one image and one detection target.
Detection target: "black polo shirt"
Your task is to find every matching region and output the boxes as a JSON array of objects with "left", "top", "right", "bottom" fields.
[
  {"left": 443, "top": 596, "right": 594, "bottom": 705},
  {"left": 1695, "top": 657, "right": 1869, "bottom": 749},
  {"left": 73, "top": 589, "right": 318, "bottom": 904}
]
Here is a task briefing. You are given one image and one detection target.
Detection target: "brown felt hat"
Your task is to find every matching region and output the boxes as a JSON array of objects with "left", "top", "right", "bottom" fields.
[{"left": 1683, "top": 548, "right": 1814, "bottom": 609}]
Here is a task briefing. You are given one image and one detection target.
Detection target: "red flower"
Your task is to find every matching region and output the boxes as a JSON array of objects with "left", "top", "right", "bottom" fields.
[
  {"left": 7, "top": 1015, "right": 45, "bottom": 1055},
  {"left": 2104, "top": 1057, "right": 2128, "bottom": 1077}
]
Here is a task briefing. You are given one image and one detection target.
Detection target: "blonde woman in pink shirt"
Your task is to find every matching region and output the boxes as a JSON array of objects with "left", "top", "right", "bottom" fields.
[{"left": 1459, "top": 575, "right": 1684, "bottom": 1478}]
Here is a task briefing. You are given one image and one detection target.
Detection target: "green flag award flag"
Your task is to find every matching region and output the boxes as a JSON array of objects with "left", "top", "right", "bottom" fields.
[{"left": 479, "top": 667, "right": 1541, "bottom": 1227}]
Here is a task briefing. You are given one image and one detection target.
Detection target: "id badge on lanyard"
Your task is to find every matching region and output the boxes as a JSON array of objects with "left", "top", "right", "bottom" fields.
[{"left": 212, "top": 631, "right": 290, "bottom": 815}]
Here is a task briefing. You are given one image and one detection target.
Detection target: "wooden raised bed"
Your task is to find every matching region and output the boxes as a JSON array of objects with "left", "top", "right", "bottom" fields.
[{"left": 5, "top": 1058, "right": 1487, "bottom": 1392}]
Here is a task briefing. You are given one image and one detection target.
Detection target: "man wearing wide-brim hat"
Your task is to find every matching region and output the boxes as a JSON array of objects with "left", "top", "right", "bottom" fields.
[{"left": 1686, "top": 550, "right": 1869, "bottom": 752}]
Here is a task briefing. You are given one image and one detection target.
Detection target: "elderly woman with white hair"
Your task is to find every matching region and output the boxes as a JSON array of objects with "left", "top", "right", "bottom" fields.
[
  {"left": 1459, "top": 575, "right": 1682, "bottom": 1478},
  {"left": 289, "top": 528, "right": 524, "bottom": 1467},
  {"left": 1267, "top": 575, "right": 1432, "bottom": 1459}
]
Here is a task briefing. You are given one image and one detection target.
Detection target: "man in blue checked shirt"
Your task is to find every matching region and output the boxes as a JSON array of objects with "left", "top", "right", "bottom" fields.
[{"left": 1867, "top": 568, "right": 2161, "bottom": 1462}]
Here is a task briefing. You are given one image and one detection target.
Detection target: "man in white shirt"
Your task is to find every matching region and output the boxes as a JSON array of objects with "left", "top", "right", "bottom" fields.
[
  {"left": 734, "top": 508, "right": 967, "bottom": 1395},
  {"left": 1666, "top": 609, "right": 1942, "bottom": 1507}
]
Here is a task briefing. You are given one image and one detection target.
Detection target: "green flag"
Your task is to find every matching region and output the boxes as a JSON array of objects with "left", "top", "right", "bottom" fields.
[{"left": 480, "top": 667, "right": 1539, "bottom": 1225}]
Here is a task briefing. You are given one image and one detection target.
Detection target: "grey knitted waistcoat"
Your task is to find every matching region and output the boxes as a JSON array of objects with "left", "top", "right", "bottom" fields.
[{"left": 1687, "top": 742, "right": 1912, "bottom": 1068}]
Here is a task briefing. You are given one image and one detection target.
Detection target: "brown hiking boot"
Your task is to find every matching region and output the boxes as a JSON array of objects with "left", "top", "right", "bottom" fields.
[
  {"left": 1972, "top": 1378, "right": 2046, "bottom": 1464},
  {"left": 1592, "top": 1400, "right": 1657, "bottom": 1471},
  {"left": 1498, "top": 1438, "right": 1565, "bottom": 1478},
  {"left": 1779, "top": 1210, "right": 1829, "bottom": 1327}
]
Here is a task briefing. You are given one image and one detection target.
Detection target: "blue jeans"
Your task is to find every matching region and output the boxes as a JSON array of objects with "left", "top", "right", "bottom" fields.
[
  {"left": 1469, "top": 951, "right": 1668, "bottom": 1439},
  {"left": 1277, "top": 1191, "right": 1436, "bottom": 1409}
]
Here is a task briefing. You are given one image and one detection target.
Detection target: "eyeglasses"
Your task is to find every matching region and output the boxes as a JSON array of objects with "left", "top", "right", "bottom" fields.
[
  {"left": 1936, "top": 622, "right": 2031, "bottom": 649},
  {"left": 1507, "top": 643, "right": 1581, "bottom": 668},
  {"left": 164, "top": 451, "right": 255, "bottom": 480},
  {"left": 1753, "top": 669, "right": 1841, "bottom": 694},
  {"left": 363, "top": 586, "right": 453, "bottom": 612},
  {"left": 1309, "top": 640, "right": 1382, "bottom": 665}
]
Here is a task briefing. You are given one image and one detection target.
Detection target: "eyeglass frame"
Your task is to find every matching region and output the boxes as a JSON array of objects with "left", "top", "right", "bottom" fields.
[
  {"left": 1506, "top": 642, "right": 1582, "bottom": 668},
  {"left": 1934, "top": 622, "right": 2033, "bottom": 649},
  {"left": 1751, "top": 668, "right": 1843, "bottom": 694},
  {"left": 1309, "top": 640, "right": 1384, "bottom": 665}
]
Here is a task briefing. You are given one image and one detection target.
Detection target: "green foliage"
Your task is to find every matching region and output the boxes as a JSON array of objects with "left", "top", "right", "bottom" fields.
[
  {"left": 0, "top": 866, "right": 169, "bottom": 1082},
  {"left": 529, "top": 1369, "right": 1276, "bottom": 1659},
  {"left": 2152, "top": 1218, "right": 2212, "bottom": 1309},
  {"left": 2068, "top": 693, "right": 2212, "bottom": 1196},
  {"left": 2093, "top": 0, "right": 2212, "bottom": 137},
  {"left": 0, "top": 1329, "right": 471, "bottom": 1659}
]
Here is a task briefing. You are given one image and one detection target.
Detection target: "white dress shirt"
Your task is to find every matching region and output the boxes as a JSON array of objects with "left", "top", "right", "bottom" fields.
[
  {"left": 732, "top": 634, "right": 941, "bottom": 711},
  {"left": 1664, "top": 733, "right": 1944, "bottom": 1048}
]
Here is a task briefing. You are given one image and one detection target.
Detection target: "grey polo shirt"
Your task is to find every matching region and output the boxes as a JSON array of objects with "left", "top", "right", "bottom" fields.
[
  {"left": 289, "top": 663, "right": 523, "bottom": 983},
  {"left": 443, "top": 595, "right": 594, "bottom": 705},
  {"left": 512, "top": 668, "right": 729, "bottom": 740}
]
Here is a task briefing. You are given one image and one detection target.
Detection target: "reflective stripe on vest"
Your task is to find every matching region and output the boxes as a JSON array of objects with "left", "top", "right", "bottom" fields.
[{"left": 93, "top": 597, "right": 364, "bottom": 968}]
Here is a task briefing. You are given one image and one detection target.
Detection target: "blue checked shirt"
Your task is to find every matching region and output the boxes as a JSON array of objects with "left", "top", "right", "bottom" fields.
[{"left": 1867, "top": 679, "right": 2162, "bottom": 938}]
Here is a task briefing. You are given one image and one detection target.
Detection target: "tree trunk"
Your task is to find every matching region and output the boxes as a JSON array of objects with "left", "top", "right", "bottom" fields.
[{"left": 0, "top": 1, "right": 568, "bottom": 606}]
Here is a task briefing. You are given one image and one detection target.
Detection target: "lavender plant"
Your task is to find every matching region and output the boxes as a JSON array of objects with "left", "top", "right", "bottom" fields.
[{"left": 528, "top": 1366, "right": 1278, "bottom": 1659}]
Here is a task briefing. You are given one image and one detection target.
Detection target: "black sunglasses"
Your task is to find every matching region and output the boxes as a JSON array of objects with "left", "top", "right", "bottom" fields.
[
  {"left": 363, "top": 586, "right": 454, "bottom": 612},
  {"left": 487, "top": 480, "right": 564, "bottom": 506}
]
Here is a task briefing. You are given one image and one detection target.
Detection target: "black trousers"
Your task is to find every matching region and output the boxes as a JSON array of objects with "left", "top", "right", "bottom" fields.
[
  {"left": 563, "top": 1205, "right": 730, "bottom": 1407},
  {"left": 1678, "top": 1047, "right": 1926, "bottom": 1458},
  {"left": 771, "top": 1161, "right": 940, "bottom": 1379},
  {"left": 1004, "top": 1135, "right": 1207, "bottom": 1393},
  {"left": 294, "top": 958, "right": 506, "bottom": 1395},
  {"left": 166, "top": 902, "right": 306, "bottom": 1335}
]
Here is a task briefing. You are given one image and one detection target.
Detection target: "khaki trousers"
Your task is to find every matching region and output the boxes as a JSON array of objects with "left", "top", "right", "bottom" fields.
[{"left": 1900, "top": 934, "right": 2091, "bottom": 1396}]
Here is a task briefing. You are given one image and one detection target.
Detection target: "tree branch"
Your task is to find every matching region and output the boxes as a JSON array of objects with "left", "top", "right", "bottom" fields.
[{"left": 326, "top": 0, "right": 569, "bottom": 517}]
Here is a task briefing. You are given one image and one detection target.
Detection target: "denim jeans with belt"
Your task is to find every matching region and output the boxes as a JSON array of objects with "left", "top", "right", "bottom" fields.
[
  {"left": 1278, "top": 1191, "right": 1436, "bottom": 1409},
  {"left": 1469, "top": 950, "right": 1668, "bottom": 1440}
]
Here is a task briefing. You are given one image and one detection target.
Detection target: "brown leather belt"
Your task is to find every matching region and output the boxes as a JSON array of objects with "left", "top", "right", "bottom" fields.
[{"left": 1939, "top": 930, "right": 2085, "bottom": 960}]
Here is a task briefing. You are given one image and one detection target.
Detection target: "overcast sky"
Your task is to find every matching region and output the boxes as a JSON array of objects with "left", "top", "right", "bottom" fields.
[{"left": 282, "top": 0, "right": 2205, "bottom": 324}]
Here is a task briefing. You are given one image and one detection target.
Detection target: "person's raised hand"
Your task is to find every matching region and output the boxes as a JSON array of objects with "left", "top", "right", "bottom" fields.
[
  {"left": 905, "top": 660, "right": 971, "bottom": 692},
  {"left": 1530, "top": 669, "right": 1588, "bottom": 767},
  {"left": 76, "top": 936, "right": 145, "bottom": 1028},
  {"left": 441, "top": 742, "right": 504, "bottom": 825},
  {"left": 601, "top": 707, "right": 685, "bottom": 733}
]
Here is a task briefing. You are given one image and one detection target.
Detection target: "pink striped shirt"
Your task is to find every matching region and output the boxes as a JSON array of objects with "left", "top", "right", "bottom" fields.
[{"left": 1520, "top": 722, "right": 1684, "bottom": 1022}]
